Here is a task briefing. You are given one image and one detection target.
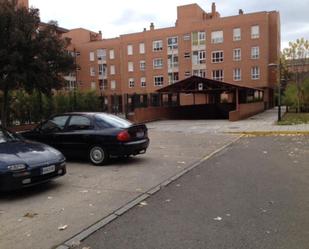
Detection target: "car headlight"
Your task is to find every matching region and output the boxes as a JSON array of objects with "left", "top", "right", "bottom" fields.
[{"left": 7, "top": 164, "right": 26, "bottom": 171}]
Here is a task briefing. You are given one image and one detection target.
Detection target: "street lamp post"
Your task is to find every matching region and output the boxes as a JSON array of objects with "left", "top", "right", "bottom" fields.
[{"left": 268, "top": 61, "right": 282, "bottom": 122}]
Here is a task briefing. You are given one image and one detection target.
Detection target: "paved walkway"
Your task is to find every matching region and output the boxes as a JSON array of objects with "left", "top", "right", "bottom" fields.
[{"left": 147, "top": 108, "right": 309, "bottom": 134}]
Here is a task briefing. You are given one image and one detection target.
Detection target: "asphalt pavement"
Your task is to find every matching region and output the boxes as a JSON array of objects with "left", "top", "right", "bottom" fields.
[{"left": 78, "top": 135, "right": 309, "bottom": 249}]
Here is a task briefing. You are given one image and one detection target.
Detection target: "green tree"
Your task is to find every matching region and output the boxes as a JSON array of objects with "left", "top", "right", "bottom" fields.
[
  {"left": 283, "top": 38, "right": 309, "bottom": 112},
  {"left": 0, "top": 1, "right": 74, "bottom": 127}
]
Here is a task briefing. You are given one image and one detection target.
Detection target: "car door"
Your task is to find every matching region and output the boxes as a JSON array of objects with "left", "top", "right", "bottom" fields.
[
  {"left": 35, "top": 115, "right": 70, "bottom": 149},
  {"left": 58, "top": 115, "right": 94, "bottom": 157}
]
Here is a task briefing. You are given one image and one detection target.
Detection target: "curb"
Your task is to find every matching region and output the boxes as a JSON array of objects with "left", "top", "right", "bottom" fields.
[
  {"left": 226, "top": 131, "right": 309, "bottom": 136},
  {"left": 55, "top": 135, "right": 242, "bottom": 249}
]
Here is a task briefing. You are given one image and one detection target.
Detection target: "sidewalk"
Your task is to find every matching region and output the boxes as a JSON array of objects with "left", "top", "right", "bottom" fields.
[{"left": 147, "top": 108, "right": 309, "bottom": 134}]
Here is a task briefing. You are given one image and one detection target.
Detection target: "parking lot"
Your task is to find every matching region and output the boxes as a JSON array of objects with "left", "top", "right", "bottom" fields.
[{"left": 0, "top": 121, "right": 239, "bottom": 249}]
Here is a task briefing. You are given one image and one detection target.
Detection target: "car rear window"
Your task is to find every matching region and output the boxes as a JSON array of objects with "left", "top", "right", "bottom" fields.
[{"left": 95, "top": 114, "right": 132, "bottom": 129}]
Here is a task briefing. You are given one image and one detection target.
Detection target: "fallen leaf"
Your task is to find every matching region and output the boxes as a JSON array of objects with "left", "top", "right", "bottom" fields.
[
  {"left": 213, "top": 216, "right": 222, "bottom": 221},
  {"left": 226, "top": 214, "right": 231, "bottom": 217},
  {"left": 165, "top": 199, "right": 171, "bottom": 202},
  {"left": 263, "top": 151, "right": 268, "bottom": 154},
  {"left": 80, "top": 190, "right": 89, "bottom": 193},
  {"left": 24, "top": 212, "right": 38, "bottom": 218},
  {"left": 176, "top": 184, "right": 181, "bottom": 187},
  {"left": 177, "top": 161, "right": 186, "bottom": 164},
  {"left": 58, "top": 224, "right": 68, "bottom": 231},
  {"left": 47, "top": 196, "right": 53, "bottom": 200},
  {"left": 138, "top": 201, "right": 148, "bottom": 207}
]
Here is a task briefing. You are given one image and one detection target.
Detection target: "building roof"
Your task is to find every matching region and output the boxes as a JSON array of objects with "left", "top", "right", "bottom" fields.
[{"left": 157, "top": 76, "right": 263, "bottom": 94}]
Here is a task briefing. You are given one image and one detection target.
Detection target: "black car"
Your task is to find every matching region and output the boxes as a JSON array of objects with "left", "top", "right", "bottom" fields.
[
  {"left": 21, "top": 112, "right": 149, "bottom": 165},
  {"left": 0, "top": 127, "right": 66, "bottom": 191}
]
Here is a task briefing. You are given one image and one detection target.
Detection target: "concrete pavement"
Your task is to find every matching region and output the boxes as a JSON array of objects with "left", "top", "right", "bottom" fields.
[
  {"left": 147, "top": 108, "right": 309, "bottom": 134},
  {"left": 78, "top": 135, "right": 309, "bottom": 249}
]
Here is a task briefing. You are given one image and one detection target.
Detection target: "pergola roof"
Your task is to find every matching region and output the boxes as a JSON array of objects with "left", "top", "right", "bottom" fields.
[{"left": 157, "top": 76, "right": 263, "bottom": 94}]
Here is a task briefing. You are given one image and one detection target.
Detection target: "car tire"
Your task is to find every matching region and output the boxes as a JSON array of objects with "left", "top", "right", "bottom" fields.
[{"left": 89, "top": 146, "right": 109, "bottom": 166}]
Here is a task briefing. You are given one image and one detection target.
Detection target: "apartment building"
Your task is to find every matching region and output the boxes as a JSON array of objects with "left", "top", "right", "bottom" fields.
[{"left": 63, "top": 3, "right": 280, "bottom": 112}]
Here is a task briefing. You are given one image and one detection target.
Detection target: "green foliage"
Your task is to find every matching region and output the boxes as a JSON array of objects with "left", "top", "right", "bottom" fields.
[
  {"left": 9, "top": 90, "right": 102, "bottom": 124},
  {"left": 0, "top": 1, "right": 74, "bottom": 127},
  {"left": 278, "top": 112, "right": 309, "bottom": 125}
]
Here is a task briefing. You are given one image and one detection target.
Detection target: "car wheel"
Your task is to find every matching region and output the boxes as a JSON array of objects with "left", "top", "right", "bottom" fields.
[{"left": 89, "top": 146, "right": 108, "bottom": 166}]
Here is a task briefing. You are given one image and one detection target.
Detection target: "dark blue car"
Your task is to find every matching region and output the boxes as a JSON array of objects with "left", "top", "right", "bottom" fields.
[{"left": 0, "top": 126, "right": 66, "bottom": 191}]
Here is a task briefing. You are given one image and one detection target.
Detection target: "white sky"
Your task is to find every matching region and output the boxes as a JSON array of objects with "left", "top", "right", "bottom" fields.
[{"left": 30, "top": 0, "right": 309, "bottom": 49}]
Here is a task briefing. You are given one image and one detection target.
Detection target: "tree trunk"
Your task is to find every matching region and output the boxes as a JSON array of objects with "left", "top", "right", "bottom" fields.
[{"left": 1, "top": 86, "right": 9, "bottom": 128}]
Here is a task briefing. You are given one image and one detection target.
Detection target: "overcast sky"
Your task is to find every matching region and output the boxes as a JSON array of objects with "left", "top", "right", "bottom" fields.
[{"left": 30, "top": 0, "right": 309, "bottom": 49}]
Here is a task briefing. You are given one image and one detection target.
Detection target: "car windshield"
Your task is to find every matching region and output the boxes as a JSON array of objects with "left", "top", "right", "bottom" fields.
[
  {"left": 95, "top": 114, "right": 132, "bottom": 129},
  {"left": 0, "top": 128, "right": 20, "bottom": 143}
]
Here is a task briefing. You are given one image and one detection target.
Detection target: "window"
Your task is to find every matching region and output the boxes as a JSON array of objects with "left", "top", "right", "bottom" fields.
[
  {"left": 111, "top": 80, "right": 116, "bottom": 90},
  {"left": 68, "top": 116, "right": 92, "bottom": 130},
  {"left": 193, "top": 69, "right": 206, "bottom": 78},
  {"left": 233, "top": 48, "right": 241, "bottom": 61},
  {"left": 168, "top": 72, "right": 179, "bottom": 85},
  {"left": 183, "top": 34, "right": 191, "bottom": 41},
  {"left": 140, "top": 60, "right": 146, "bottom": 71},
  {"left": 185, "top": 71, "right": 191, "bottom": 77},
  {"left": 251, "top": 66, "right": 260, "bottom": 79},
  {"left": 153, "top": 58, "right": 163, "bottom": 69},
  {"left": 129, "top": 78, "right": 135, "bottom": 88},
  {"left": 89, "top": 51, "right": 95, "bottom": 61},
  {"left": 128, "top": 61, "right": 134, "bottom": 72},
  {"left": 233, "top": 68, "right": 241, "bottom": 81},
  {"left": 90, "top": 67, "right": 96, "bottom": 76},
  {"left": 109, "top": 49, "right": 115, "bottom": 59},
  {"left": 184, "top": 52, "right": 191, "bottom": 59},
  {"left": 212, "top": 69, "right": 223, "bottom": 81},
  {"left": 167, "top": 37, "right": 178, "bottom": 50},
  {"left": 98, "top": 64, "right": 107, "bottom": 77},
  {"left": 127, "top": 44, "right": 133, "bottom": 55},
  {"left": 97, "top": 49, "right": 106, "bottom": 61},
  {"left": 192, "top": 31, "right": 206, "bottom": 46},
  {"left": 251, "top": 46, "right": 260, "bottom": 59},
  {"left": 153, "top": 40, "right": 163, "bottom": 51},
  {"left": 99, "top": 79, "right": 107, "bottom": 89},
  {"left": 41, "top": 115, "right": 69, "bottom": 133},
  {"left": 75, "top": 51, "right": 81, "bottom": 56},
  {"left": 192, "top": 50, "right": 206, "bottom": 65},
  {"left": 110, "top": 65, "right": 115, "bottom": 75},
  {"left": 141, "top": 77, "right": 146, "bottom": 87},
  {"left": 139, "top": 43, "right": 145, "bottom": 54},
  {"left": 251, "top": 25, "right": 259, "bottom": 39},
  {"left": 211, "top": 51, "right": 224, "bottom": 63},
  {"left": 168, "top": 55, "right": 178, "bottom": 68},
  {"left": 154, "top": 76, "right": 164, "bottom": 86},
  {"left": 233, "top": 28, "right": 241, "bottom": 41},
  {"left": 91, "top": 81, "right": 96, "bottom": 90},
  {"left": 211, "top": 30, "right": 223, "bottom": 44}
]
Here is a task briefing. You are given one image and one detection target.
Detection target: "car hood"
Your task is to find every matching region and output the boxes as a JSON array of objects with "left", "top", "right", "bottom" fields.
[{"left": 0, "top": 141, "right": 64, "bottom": 169}]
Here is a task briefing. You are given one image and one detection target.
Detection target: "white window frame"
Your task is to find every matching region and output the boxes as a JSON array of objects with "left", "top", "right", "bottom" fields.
[
  {"left": 97, "top": 49, "right": 106, "bottom": 61},
  {"left": 139, "top": 43, "right": 145, "bottom": 54},
  {"left": 184, "top": 52, "right": 191, "bottom": 59},
  {"left": 233, "top": 68, "right": 241, "bottom": 81},
  {"left": 251, "top": 46, "right": 260, "bottom": 59},
  {"left": 212, "top": 69, "right": 224, "bottom": 81},
  {"left": 183, "top": 34, "right": 191, "bottom": 41},
  {"left": 233, "top": 48, "right": 241, "bottom": 61},
  {"left": 111, "top": 80, "right": 116, "bottom": 90},
  {"left": 109, "top": 49, "right": 115, "bottom": 59},
  {"left": 141, "top": 77, "right": 146, "bottom": 87},
  {"left": 153, "top": 40, "right": 163, "bottom": 51},
  {"left": 153, "top": 58, "right": 163, "bottom": 69},
  {"left": 211, "top": 30, "right": 223, "bottom": 44},
  {"left": 211, "top": 50, "right": 224, "bottom": 63},
  {"left": 90, "top": 67, "right": 96, "bottom": 76},
  {"left": 89, "top": 51, "right": 95, "bottom": 61},
  {"left": 110, "top": 65, "right": 115, "bottom": 75},
  {"left": 128, "top": 61, "right": 134, "bottom": 72},
  {"left": 154, "top": 76, "right": 164, "bottom": 86},
  {"left": 233, "top": 28, "right": 241, "bottom": 41},
  {"left": 251, "top": 66, "right": 260, "bottom": 80},
  {"left": 167, "top": 37, "right": 178, "bottom": 50},
  {"left": 251, "top": 25, "right": 260, "bottom": 39},
  {"left": 127, "top": 44, "right": 133, "bottom": 55},
  {"left": 140, "top": 60, "right": 146, "bottom": 71},
  {"left": 192, "top": 50, "right": 206, "bottom": 65},
  {"left": 129, "top": 78, "right": 135, "bottom": 88},
  {"left": 193, "top": 69, "right": 206, "bottom": 78}
]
